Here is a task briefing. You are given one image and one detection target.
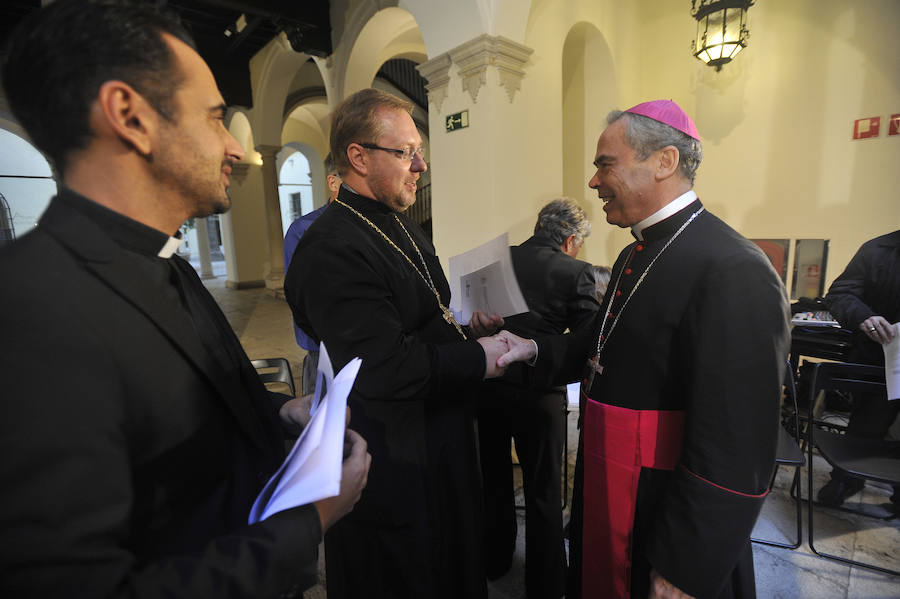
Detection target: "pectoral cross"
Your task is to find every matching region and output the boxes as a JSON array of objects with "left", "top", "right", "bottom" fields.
[
  {"left": 585, "top": 353, "right": 603, "bottom": 389},
  {"left": 441, "top": 304, "right": 467, "bottom": 340}
]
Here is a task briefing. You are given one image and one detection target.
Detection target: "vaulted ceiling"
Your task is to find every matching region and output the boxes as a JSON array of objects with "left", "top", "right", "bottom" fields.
[{"left": 0, "top": 0, "right": 333, "bottom": 107}]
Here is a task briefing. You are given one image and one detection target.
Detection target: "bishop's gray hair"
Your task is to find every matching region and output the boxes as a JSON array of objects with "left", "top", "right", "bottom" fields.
[
  {"left": 533, "top": 198, "right": 591, "bottom": 247},
  {"left": 607, "top": 110, "right": 703, "bottom": 184}
]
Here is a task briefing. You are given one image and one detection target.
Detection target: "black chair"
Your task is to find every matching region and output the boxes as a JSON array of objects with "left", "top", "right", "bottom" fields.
[
  {"left": 751, "top": 361, "right": 805, "bottom": 549},
  {"left": 251, "top": 358, "right": 296, "bottom": 396},
  {"left": 805, "top": 361, "right": 900, "bottom": 576}
]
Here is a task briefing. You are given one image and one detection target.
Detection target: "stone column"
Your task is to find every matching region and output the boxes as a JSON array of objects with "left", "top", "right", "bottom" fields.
[
  {"left": 256, "top": 144, "right": 285, "bottom": 292},
  {"left": 195, "top": 217, "right": 214, "bottom": 279},
  {"left": 417, "top": 35, "right": 534, "bottom": 271}
]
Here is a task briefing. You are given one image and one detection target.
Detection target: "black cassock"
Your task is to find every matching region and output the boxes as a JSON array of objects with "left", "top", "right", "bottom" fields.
[
  {"left": 284, "top": 186, "right": 488, "bottom": 599},
  {"left": 536, "top": 199, "right": 791, "bottom": 598}
]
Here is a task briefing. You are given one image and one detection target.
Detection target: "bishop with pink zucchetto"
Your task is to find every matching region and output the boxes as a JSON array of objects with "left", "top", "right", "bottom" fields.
[{"left": 496, "top": 99, "right": 791, "bottom": 598}]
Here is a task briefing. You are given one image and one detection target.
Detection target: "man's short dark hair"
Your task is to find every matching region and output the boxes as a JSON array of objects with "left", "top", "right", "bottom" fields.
[
  {"left": 607, "top": 110, "right": 703, "bottom": 184},
  {"left": 324, "top": 153, "right": 338, "bottom": 177},
  {"left": 2, "top": 0, "right": 196, "bottom": 174},
  {"left": 330, "top": 88, "right": 413, "bottom": 177},
  {"left": 534, "top": 197, "right": 591, "bottom": 247}
]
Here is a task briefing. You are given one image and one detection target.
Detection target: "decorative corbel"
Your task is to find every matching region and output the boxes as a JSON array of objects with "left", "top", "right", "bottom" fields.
[
  {"left": 416, "top": 53, "right": 452, "bottom": 113},
  {"left": 449, "top": 34, "right": 493, "bottom": 103},
  {"left": 491, "top": 36, "right": 534, "bottom": 103},
  {"left": 231, "top": 163, "right": 250, "bottom": 185},
  {"left": 447, "top": 34, "right": 533, "bottom": 104}
]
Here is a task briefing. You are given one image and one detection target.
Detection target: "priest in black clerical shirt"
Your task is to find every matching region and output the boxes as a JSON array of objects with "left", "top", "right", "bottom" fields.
[
  {"left": 0, "top": 3, "right": 369, "bottom": 597},
  {"left": 285, "top": 88, "right": 510, "bottom": 599}
]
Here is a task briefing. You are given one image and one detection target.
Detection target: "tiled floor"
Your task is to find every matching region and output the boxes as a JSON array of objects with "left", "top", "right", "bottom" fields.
[{"left": 204, "top": 273, "right": 900, "bottom": 598}]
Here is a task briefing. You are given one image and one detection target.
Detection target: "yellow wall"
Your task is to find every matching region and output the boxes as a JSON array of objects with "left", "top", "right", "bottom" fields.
[
  {"left": 629, "top": 0, "right": 900, "bottom": 291},
  {"left": 428, "top": 0, "right": 900, "bottom": 290}
]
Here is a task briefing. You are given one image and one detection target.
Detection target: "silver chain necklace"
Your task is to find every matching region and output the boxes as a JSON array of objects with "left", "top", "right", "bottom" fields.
[{"left": 586, "top": 208, "right": 704, "bottom": 386}]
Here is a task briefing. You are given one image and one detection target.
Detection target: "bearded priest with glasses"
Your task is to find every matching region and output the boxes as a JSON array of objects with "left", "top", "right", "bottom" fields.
[{"left": 284, "top": 88, "right": 510, "bottom": 599}]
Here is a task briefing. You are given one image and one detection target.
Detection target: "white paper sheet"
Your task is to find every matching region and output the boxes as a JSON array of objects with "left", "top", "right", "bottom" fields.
[
  {"left": 248, "top": 343, "right": 362, "bottom": 523},
  {"left": 883, "top": 322, "right": 900, "bottom": 401},
  {"left": 448, "top": 233, "right": 528, "bottom": 325}
]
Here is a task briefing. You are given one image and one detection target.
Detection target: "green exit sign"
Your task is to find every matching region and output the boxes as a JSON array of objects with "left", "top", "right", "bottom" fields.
[{"left": 445, "top": 110, "right": 469, "bottom": 132}]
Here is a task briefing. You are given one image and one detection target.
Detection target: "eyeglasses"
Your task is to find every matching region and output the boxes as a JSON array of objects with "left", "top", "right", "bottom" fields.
[{"left": 359, "top": 143, "right": 426, "bottom": 162}]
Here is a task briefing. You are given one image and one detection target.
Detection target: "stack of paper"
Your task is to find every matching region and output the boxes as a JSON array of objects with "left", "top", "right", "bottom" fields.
[
  {"left": 248, "top": 343, "right": 362, "bottom": 523},
  {"left": 447, "top": 233, "right": 528, "bottom": 325},
  {"left": 884, "top": 323, "right": 900, "bottom": 401}
]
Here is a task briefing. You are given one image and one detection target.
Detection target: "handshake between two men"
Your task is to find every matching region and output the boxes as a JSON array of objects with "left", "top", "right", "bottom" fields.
[{"left": 470, "top": 311, "right": 539, "bottom": 379}]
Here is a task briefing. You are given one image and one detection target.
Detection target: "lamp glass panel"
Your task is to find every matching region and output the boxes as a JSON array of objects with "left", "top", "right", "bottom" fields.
[
  {"left": 695, "top": 16, "right": 707, "bottom": 54},
  {"left": 727, "top": 43, "right": 743, "bottom": 59},
  {"left": 716, "top": 43, "right": 727, "bottom": 60},
  {"left": 723, "top": 8, "right": 743, "bottom": 43},
  {"left": 707, "top": 9, "right": 725, "bottom": 47}
]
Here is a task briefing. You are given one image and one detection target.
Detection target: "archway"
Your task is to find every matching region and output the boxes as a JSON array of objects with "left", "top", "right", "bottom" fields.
[
  {"left": 561, "top": 22, "right": 622, "bottom": 265},
  {"left": 0, "top": 128, "right": 56, "bottom": 242},
  {"left": 277, "top": 143, "right": 324, "bottom": 238}
]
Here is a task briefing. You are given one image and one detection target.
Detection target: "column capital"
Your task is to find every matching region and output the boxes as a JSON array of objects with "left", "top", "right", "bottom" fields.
[
  {"left": 231, "top": 163, "right": 250, "bottom": 185},
  {"left": 448, "top": 34, "right": 534, "bottom": 103},
  {"left": 254, "top": 144, "right": 282, "bottom": 161},
  {"left": 416, "top": 53, "right": 452, "bottom": 113}
]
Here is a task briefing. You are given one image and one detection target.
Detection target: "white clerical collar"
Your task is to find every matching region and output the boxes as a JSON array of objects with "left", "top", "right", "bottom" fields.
[
  {"left": 157, "top": 231, "right": 185, "bottom": 258},
  {"left": 631, "top": 190, "right": 698, "bottom": 241}
]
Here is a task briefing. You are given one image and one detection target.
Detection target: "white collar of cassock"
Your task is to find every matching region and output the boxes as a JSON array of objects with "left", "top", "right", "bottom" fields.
[
  {"left": 631, "top": 190, "right": 698, "bottom": 241},
  {"left": 157, "top": 230, "right": 185, "bottom": 258}
]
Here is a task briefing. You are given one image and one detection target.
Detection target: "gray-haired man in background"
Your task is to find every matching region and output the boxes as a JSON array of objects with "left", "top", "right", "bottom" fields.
[{"left": 478, "top": 198, "right": 600, "bottom": 599}]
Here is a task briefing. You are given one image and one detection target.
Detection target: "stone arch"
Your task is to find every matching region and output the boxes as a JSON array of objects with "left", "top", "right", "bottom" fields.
[
  {"left": 0, "top": 114, "right": 30, "bottom": 141},
  {"left": 0, "top": 126, "right": 56, "bottom": 239},
  {"left": 561, "top": 21, "right": 620, "bottom": 262},
  {"left": 281, "top": 94, "right": 331, "bottom": 212},
  {"left": 248, "top": 36, "right": 312, "bottom": 147},
  {"left": 404, "top": 0, "right": 533, "bottom": 56},
  {"left": 226, "top": 108, "right": 255, "bottom": 160},
  {"left": 277, "top": 141, "right": 326, "bottom": 233},
  {"left": 339, "top": 7, "right": 427, "bottom": 98}
]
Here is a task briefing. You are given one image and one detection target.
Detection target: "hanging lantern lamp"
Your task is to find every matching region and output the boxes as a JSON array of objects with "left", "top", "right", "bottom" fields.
[{"left": 691, "top": 0, "right": 754, "bottom": 71}]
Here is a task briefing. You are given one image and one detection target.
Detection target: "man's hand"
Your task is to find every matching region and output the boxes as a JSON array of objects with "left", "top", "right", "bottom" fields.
[
  {"left": 469, "top": 310, "right": 504, "bottom": 338},
  {"left": 648, "top": 569, "right": 695, "bottom": 599},
  {"left": 477, "top": 334, "right": 511, "bottom": 378},
  {"left": 495, "top": 330, "right": 537, "bottom": 368},
  {"left": 861, "top": 315, "right": 895, "bottom": 345},
  {"left": 279, "top": 394, "right": 313, "bottom": 436},
  {"left": 280, "top": 396, "right": 353, "bottom": 437},
  {"left": 313, "top": 429, "right": 371, "bottom": 531}
]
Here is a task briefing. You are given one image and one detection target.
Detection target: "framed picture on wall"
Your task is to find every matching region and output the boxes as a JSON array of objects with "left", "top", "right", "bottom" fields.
[
  {"left": 750, "top": 239, "right": 790, "bottom": 286},
  {"left": 791, "top": 239, "right": 830, "bottom": 300}
]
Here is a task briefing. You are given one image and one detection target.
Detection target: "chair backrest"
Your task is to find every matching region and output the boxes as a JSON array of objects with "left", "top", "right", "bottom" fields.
[
  {"left": 809, "top": 361, "right": 886, "bottom": 401},
  {"left": 777, "top": 360, "right": 804, "bottom": 465},
  {"left": 251, "top": 358, "right": 296, "bottom": 396}
]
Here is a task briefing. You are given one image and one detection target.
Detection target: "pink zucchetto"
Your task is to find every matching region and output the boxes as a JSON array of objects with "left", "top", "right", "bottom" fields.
[{"left": 625, "top": 99, "right": 700, "bottom": 141}]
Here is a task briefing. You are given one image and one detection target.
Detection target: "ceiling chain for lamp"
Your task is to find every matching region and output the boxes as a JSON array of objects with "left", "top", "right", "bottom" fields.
[{"left": 691, "top": 0, "right": 754, "bottom": 71}]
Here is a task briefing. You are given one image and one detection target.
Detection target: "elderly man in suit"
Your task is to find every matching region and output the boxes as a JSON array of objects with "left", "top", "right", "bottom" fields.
[
  {"left": 478, "top": 198, "right": 599, "bottom": 599},
  {"left": 0, "top": 1, "right": 369, "bottom": 597}
]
